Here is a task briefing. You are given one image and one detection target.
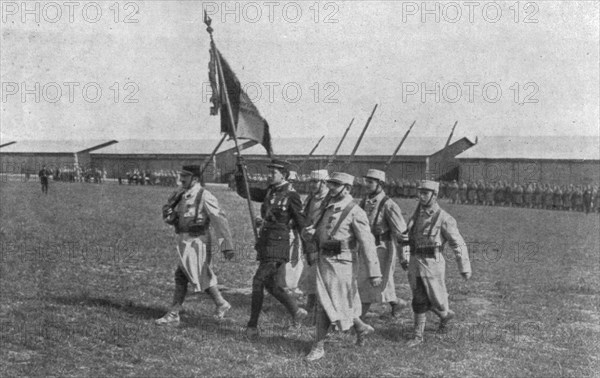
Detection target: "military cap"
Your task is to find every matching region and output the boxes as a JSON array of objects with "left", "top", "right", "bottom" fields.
[
  {"left": 418, "top": 179, "right": 440, "bottom": 193},
  {"left": 309, "top": 169, "right": 329, "bottom": 181},
  {"left": 364, "top": 169, "right": 385, "bottom": 182},
  {"left": 180, "top": 165, "right": 201, "bottom": 177},
  {"left": 266, "top": 159, "right": 291, "bottom": 170},
  {"left": 327, "top": 172, "right": 354, "bottom": 186}
]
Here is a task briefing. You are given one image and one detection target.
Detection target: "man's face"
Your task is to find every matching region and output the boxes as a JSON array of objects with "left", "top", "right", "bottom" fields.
[
  {"left": 309, "top": 180, "right": 322, "bottom": 194},
  {"left": 268, "top": 168, "right": 285, "bottom": 185},
  {"left": 365, "top": 178, "right": 379, "bottom": 193},
  {"left": 180, "top": 173, "right": 193, "bottom": 188},
  {"left": 417, "top": 190, "right": 436, "bottom": 206},
  {"left": 326, "top": 181, "right": 345, "bottom": 197}
]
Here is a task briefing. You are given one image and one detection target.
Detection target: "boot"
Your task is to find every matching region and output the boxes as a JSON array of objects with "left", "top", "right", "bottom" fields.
[
  {"left": 360, "top": 303, "right": 371, "bottom": 320},
  {"left": 305, "top": 341, "right": 325, "bottom": 362},
  {"left": 353, "top": 317, "right": 375, "bottom": 346},
  {"left": 155, "top": 311, "right": 180, "bottom": 326},
  {"left": 407, "top": 313, "right": 426, "bottom": 347},
  {"left": 438, "top": 309, "right": 455, "bottom": 332},
  {"left": 390, "top": 299, "right": 407, "bottom": 318},
  {"left": 206, "top": 286, "right": 231, "bottom": 319}
]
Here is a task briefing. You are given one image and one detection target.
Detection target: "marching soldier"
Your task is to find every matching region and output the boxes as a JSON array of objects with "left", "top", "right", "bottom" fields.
[
  {"left": 448, "top": 180, "right": 459, "bottom": 204},
  {"left": 299, "top": 170, "right": 331, "bottom": 320},
  {"left": 279, "top": 171, "right": 304, "bottom": 297},
  {"left": 402, "top": 180, "right": 471, "bottom": 347},
  {"left": 156, "top": 165, "right": 235, "bottom": 326},
  {"left": 302, "top": 172, "right": 382, "bottom": 361},
  {"left": 38, "top": 165, "right": 50, "bottom": 195},
  {"left": 235, "top": 159, "right": 309, "bottom": 336},
  {"left": 513, "top": 183, "right": 524, "bottom": 208},
  {"left": 358, "top": 169, "right": 408, "bottom": 319},
  {"left": 554, "top": 185, "right": 563, "bottom": 211},
  {"left": 458, "top": 181, "right": 468, "bottom": 204}
]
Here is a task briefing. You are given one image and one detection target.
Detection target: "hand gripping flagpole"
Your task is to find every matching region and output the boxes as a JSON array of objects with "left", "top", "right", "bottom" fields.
[{"left": 205, "top": 13, "right": 258, "bottom": 242}]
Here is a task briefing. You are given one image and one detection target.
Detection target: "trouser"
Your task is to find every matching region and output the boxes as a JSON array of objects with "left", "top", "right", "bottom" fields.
[
  {"left": 41, "top": 180, "right": 48, "bottom": 194},
  {"left": 411, "top": 276, "right": 448, "bottom": 315},
  {"left": 248, "top": 261, "right": 299, "bottom": 328}
]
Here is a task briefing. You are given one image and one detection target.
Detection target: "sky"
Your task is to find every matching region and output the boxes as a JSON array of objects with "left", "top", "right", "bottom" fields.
[{"left": 1, "top": 0, "right": 599, "bottom": 143}]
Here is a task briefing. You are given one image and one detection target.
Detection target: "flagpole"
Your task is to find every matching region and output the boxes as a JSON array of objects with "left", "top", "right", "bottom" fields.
[
  {"left": 384, "top": 120, "right": 416, "bottom": 171},
  {"left": 199, "top": 133, "right": 228, "bottom": 179},
  {"left": 206, "top": 16, "right": 258, "bottom": 242},
  {"left": 326, "top": 118, "right": 354, "bottom": 170}
]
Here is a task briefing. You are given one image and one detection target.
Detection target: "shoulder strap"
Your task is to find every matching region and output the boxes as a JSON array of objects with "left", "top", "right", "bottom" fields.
[
  {"left": 329, "top": 202, "right": 357, "bottom": 239},
  {"left": 360, "top": 197, "right": 366, "bottom": 209},
  {"left": 426, "top": 208, "right": 443, "bottom": 238},
  {"left": 372, "top": 196, "right": 389, "bottom": 229}
]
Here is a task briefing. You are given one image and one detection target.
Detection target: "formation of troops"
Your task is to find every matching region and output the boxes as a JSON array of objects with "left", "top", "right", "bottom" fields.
[
  {"left": 123, "top": 169, "right": 179, "bottom": 186},
  {"left": 236, "top": 174, "right": 600, "bottom": 214},
  {"left": 156, "top": 159, "right": 472, "bottom": 362}
]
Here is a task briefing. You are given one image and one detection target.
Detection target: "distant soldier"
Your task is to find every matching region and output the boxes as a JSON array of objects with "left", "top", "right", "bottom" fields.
[
  {"left": 409, "top": 180, "right": 418, "bottom": 198},
  {"left": 533, "top": 183, "right": 543, "bottom": 209},
  {"left": 476, "top": 181, "right": 485, "bottom": 205},
  {"left": 458, "top": 181, "right": 468, "bottom": 204},
  {"left": 495, "top": 181, "right": 505, "bottom": 206},
  {"left": 467, "top": 181, "right": 477, "bottom": 205},
  {"left": 155, "top": 165, "right": 235, "bottom": 326},
  {"left": 38, "top": 165, "right": 50, "bottom": 195},
  {"left": 513, "top": 183, "right": 524, "bottom": 207},
  {"left": 235, "top": 159, "right": 309, "bottom": 336},
  {"left": 504, "top": 182, "right": 513, "bottom": 207},
  {"left": 573, "top": 186, "right": 583, "bottom": 212},
  {"left": 448, "top": 180, "right": 459, "bottom": 204},
  {"left": 403, "top": 179, "right": 410, "bottom": 198},
  {"left": 302, "top": 172, "right": 382, "bottom": 361},
  {"left": 439, "top": 181, "right": 447, "bottom": 200},
  {"left": 523, "top": 183, "right": 534, "bottom": 208},
  {"left": 402, "top": 180, "right": 471, "bottom": 347},
  {"left": 583, "top": 185, "right": 593, "bottom": 214},
  {"left": 543, "top": 184, "right": 554, "bottom": 210},
  {"left": 594, "top": 186, "right": 600, "bottom": 213},
  {"left": 484, "top": 181, "right": 494, "bottom": 206},
  {"left": 553, "top": 185, "right": 563, "bottom": 211},
  {"left": 562, "top": 185, "right": 573, "bottom": 211},
  {"left": 358, "top": 169, "right": 408, "bottom": 319},
  {"left": 395, "top": 179, "right": 404, "bottom": 198}
]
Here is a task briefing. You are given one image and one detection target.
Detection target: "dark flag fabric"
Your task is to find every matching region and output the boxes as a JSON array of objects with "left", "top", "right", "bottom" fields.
[{"left": 208, "top": 43, "right": 273, "bottom": 156}]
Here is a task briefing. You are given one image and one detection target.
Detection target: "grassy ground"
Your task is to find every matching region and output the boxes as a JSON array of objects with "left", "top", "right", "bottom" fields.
[{"left": 1, "top": 180, "right": 599, "bottom": 377}]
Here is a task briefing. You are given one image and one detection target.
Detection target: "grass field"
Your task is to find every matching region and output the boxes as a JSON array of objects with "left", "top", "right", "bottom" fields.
[{"left": 1, "top": 180, "right": 599, "bottom": 377}]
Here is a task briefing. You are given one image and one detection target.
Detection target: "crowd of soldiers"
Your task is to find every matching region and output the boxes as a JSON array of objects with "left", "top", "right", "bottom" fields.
[
  {"left": 123, "top": 170, "right": 179, "bottom": 186},
  {"left": 240, "top": 174, "right": 600, "bottom": 214}
]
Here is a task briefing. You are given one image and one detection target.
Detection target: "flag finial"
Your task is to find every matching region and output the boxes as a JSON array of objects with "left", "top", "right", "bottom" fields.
[{"left": 204, "top": 10, "right": 213, "bottom": 35}]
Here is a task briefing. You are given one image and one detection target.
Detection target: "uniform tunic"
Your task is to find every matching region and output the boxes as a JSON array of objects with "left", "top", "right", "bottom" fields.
[
  {"left": 298, "top": 191, "right": 329, "bottom": 296},
  {"left": 358, "top": 191, "right": 407, "bottom": 303},
  {"left": 313, "top": 194, "right": 382, "bottom": 331},
  {"left": 404, "top": 203, "right": 471, "bottom": 314},
  {"left": 173, "top": 183, "right": 234, "bottom": 292}
]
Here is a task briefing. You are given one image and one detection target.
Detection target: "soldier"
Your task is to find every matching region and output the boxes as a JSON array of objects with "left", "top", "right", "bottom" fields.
[
  {"left": 279, "top": 171, "right": 304, "bottom": 297},
  {"left": 358, "top": 169, "right": 408, "bottom": 319},
  {"left": 403, "top": 179, "right": 410, "bottom": 198},
  {"left": 513, "top": 183, "right": 524, "bottom": 208},
  {"left": 485, "top": 181, "right": 495, "bottom": 206},
  {"left": 533, "top": 183, "right": 543, "bottom": 209},
  {"left": 448, "top": 180, "right": 459, "bottom": 204},
  {"left": 573, "top": 186, "right": 583, "bottom": 212},
  {"left": 38, "top": 165, "right": 50, "bottom": 195},
  {"left": 554, "top": 185, "right": 563, "bottom": 211},
  {"left": 302, "top": 172, "right": 382, "bottom": 361},
  {"left": 583, "top": 185, "right": 593, "bottom": 214},
  {"left": 235, "top": 159, "right": 309, "bottom": 337},
  {"left": 524, "top": 183, "right": 534, "bottom": 208},
  {"left": 467, "top": 181, "right": 477, "bottom": 205},
  {"left": 402, "top": 180, "right": 471, "bottom": 347},
  {"left": 495, "top": 181, "right": 505, "bottom": 206},
  {"left": 458, "top": 181, "right": 468, "bottom": 204},
  {"left": 439, "top": 181, "right": 447, "bottom": 200},
  {"left": 504, "top": 182, "right": 513, "bottom": 207},
  {"left": 562, "top": 185, "right": 573, "bottom": 211},
  {"left": 156, "top": 165, "right": 235, "bottom": 326},
  {"left": 409, "top": 180, "right": 418, "bottom": 198},
  {"left": 298, "top": 170, "right": 330, "bottom": 320},
  {"left": 476, "top": 181, "right": 485, "bottom": 205}
]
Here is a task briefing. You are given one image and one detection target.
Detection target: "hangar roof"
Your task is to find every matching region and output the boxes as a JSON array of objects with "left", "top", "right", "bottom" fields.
[{"left": 0, "top": 140, "right": 116, "bottom": 153}]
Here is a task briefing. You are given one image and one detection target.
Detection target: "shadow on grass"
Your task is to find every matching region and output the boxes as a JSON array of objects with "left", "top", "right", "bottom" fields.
[{"left": 47, "top": 294, "right": 164, "bottom": 320}]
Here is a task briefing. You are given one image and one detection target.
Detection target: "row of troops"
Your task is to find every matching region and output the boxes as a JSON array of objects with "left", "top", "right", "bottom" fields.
[
  {"left": 156, "top": 161, "right": 471, "bottom": 361},
  {"left": 123, "top": 170, "right": 179, "bottom": 186},
  {"left": 240, "top": 174, "right": 599, "bottom": 214},
  {"left": 442, "top": 181, "right": 599, "bottom": 213},
  {"left": 34, "top": 166, "right": 106, "bottom": 184}
]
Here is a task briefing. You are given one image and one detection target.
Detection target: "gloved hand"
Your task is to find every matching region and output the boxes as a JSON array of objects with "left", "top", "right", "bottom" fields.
[
  {"left": 254, "top": 217, "right": 264, "bottom": 229},
  {"left": 370, "top": 277, "right": 382, "bottom": 287},
  {"left": 222, "top": 250, "right": 235, "bottom": 261},
  {"left": 461, "top": 272, "right": 472, "bottom": 281}
]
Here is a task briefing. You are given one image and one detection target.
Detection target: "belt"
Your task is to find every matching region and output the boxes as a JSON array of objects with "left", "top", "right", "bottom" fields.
[{"left": 410, "top": 246, "right": 440, "bottom": 257}]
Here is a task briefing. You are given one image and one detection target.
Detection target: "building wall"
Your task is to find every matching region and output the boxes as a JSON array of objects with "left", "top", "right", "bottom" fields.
[
  {"left": 0, "top": 153, "right": 86, "bottom": 174},
  {"left": 458, "top": 158, "right": 600, "bottom": 185}
]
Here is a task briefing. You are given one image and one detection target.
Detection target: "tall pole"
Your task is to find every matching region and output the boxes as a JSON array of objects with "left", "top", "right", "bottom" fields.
[
  {"left": 445, "top": 121, "right": 458, "bottom": 148},
  {"left": 384, "top": 120, "right": 416, "bottom": 170},
  {"left": 206, "top": 13, "right": 258, "bottom": 241},
  {"left": 298, "top": 135, "right": 324, "bottom": 172},
  {"left": 199, "top": 133, "right": 228, "bottom": 178},
  {"left": 327, "top": 118, "right": 354, "bottom": 169},
  {"left": 346, "top": 104, "right": 378, "bottom": 166}
]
